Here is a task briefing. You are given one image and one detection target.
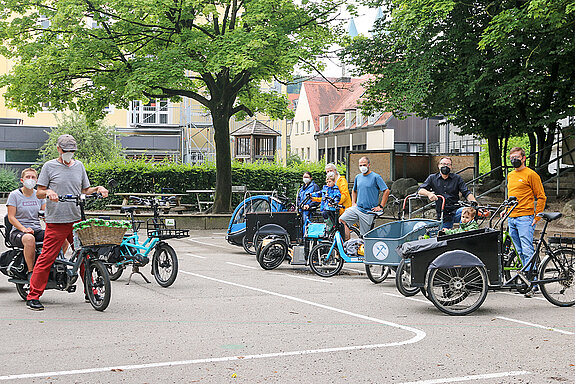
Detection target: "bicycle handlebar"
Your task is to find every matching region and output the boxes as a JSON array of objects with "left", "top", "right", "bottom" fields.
[{"left": 58, "top": 192, "right": 102, "bottom": 203}]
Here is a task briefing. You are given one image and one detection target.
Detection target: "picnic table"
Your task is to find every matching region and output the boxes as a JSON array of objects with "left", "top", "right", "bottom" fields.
[
  {"left": 186, "top": 186, "right": 274, "bottom": 212},
  {"left": 109, "top": 193, "right": 190, "bottom": 213}
]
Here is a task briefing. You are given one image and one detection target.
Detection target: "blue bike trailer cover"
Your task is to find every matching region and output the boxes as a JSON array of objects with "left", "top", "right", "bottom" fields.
[
  {"left": 397, "top": 237, "right": 447, "bottom": 259},
  {"left": 428, "top": 250, "right": 485, "bottom": 270}
]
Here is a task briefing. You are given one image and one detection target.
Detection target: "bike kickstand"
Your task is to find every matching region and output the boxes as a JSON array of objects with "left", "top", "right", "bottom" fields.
[{"left": 126, "top": 265, "right": 152, "bottom": 285}]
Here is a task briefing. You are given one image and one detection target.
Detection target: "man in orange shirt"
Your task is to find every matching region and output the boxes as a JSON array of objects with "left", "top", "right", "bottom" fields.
[{"left": 506, "top": 147, "right": 546, "bottom": 297}]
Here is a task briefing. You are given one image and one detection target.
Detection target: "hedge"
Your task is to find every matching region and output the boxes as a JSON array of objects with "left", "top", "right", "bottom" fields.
[{"left": 85, "top": 158, "right": 346, "bottom": 209}]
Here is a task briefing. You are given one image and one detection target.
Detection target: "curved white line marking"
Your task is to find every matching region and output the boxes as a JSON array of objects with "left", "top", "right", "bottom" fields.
[{"left": 0, "top": 271, "right": 426, "bottom": 381}]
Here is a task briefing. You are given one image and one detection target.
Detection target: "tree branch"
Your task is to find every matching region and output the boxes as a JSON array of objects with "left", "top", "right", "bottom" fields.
[{"left": 231, "top": 104, "right": 253, "bottom": 116}]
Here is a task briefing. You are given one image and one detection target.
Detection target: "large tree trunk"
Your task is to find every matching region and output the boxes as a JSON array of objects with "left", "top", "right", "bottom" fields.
[
  {"left": 211, "top": 111, "right": 232, "bottom": 213},
  {"left": 527, "top": 131, "right": 537, "bottom": 168},
  {"left": 487, "top": 133, "right": 503, "bottom": 180}
]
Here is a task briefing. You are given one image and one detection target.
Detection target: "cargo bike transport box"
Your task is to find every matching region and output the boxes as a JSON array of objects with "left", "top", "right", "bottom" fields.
[
  {"left": 363, "top": 219, "right": 441, "bottom": 267},
  {"left": 245, "top": 211, "right": 300, "bottom": 245},
  {"left": 399, "top": 227, "right": 502, "bottom": 287}
]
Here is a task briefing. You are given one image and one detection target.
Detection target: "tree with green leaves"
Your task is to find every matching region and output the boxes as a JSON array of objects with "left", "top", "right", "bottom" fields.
[
  {"left": 343, "top": 0, "right": 575, "bottom": 179},
  {"left": 0, "top": 0, "right": 347, "bottom": 212},
  {"left": 38, "top": 113, "right": 122, "bottom": 163}
]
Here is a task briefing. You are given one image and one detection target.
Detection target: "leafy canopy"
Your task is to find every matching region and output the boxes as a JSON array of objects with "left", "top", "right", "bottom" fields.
[{"left": 0, "top": 0, "right": 346, "bottom": 121}]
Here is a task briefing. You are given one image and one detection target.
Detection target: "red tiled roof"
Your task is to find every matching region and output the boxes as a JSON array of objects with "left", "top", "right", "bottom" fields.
[{"left": 303, "top": 77, "right": 368, "bottom": 133}]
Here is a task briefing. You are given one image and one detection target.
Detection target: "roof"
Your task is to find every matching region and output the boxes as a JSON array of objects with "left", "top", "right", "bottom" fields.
[
  {"left": 230, "top": 120, "right": 281, "bottom": 137},
  {"left": 302, "top": 76, "right": 370, "bottom": 132}
]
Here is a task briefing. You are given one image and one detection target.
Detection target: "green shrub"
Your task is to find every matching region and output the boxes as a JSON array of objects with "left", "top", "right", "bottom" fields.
[
  {"left": 0, "top": 167, "right": 18, "bottom": 192},
  {"left": 84, "top": 158, "right": 341, "bottom": 209}
]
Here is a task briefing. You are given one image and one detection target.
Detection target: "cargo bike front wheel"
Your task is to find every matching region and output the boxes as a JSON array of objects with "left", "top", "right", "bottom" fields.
[
  {"left": 425, "top": 265, "right": 488, "bottom": 316},
  {"left": 365, "top": 264, "right": 390, "bottom": 284},
  {"left": 395, "top": 259, "right": 420, "bottom": 297}
]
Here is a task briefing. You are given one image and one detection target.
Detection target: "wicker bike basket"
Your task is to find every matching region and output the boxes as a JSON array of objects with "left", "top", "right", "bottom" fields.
[{"left": 75, "top": 224, "right": 127, "bottom": 246}]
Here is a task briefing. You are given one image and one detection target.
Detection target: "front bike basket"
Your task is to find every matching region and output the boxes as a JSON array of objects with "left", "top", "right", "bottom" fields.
[{"left": 146, "top": 219, "right": 189, "bottom": 240}]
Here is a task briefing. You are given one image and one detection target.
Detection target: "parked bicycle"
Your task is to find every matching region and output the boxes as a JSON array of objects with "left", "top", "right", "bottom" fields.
[
  {"left": 0, "top": 193, "right": 113, "bottom": 311},
  {"left": 107, "top": 195, "right": 189, "bottom": 287}
]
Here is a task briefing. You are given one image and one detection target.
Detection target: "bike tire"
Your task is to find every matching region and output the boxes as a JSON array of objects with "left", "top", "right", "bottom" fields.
[
  {"left": 395, "top": 259, "right": 420, "bottom": 297},
  {"left": 84, "top": 260, "right": 111, "bottom": 311},
  {"left": 16, "top": 283, "right": 29, "bottom": 301},
  {"left": 365, "top": 264, "right": 390, "bottom": 284},
  {"left": 242, "top": 235, "right": 256, "bottom": 255},
  {"left": 152, "top": 243, "right": 178, "bottom": 287},
  {"left": 257, "top": 239, "right": 288, "bottom": 270},
  {"left": 107, "top": 264, "right": 124, "bottom": 281},
  {"left": 426, "top": 265, "right": 488, "bottom": 316},
  {"left": 309, "top": 242, "right": 344, "bottom": 278},
  {"left": 539, "top": 248, "right": 575, "bottom": 307}
]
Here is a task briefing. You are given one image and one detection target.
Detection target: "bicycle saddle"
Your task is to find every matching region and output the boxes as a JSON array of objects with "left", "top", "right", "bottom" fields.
[
  {"left": 537, "top": 212, "right": 562, "bottom": 222},
  {"left": 120, "top": 206, "right": 139, "bottom": 213}
]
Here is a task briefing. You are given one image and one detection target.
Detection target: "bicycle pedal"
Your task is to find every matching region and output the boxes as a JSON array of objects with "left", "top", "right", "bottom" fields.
[{"left": 67, "top": 285, "right": 76, "bottom": 293}]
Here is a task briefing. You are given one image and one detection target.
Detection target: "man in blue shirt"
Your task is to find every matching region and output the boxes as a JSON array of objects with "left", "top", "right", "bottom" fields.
[{"left": 339, "top": 156, "right": 390, "bottom": 239}]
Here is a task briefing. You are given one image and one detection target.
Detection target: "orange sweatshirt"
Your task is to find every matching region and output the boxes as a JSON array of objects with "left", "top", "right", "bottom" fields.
[{"left": 507, "top": 167, "right": 547, "bottom": 220}]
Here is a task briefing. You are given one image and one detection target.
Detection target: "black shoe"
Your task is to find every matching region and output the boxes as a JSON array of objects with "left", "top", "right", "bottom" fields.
[
  {"left": 26, "top": 299, "right": 44, "bottom": 311},
  {"left": 84, "top": 295, "right": 90, "bottom": 303}
]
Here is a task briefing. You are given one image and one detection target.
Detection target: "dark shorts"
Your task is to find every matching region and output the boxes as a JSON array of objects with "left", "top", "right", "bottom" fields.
[{"left": 9, "top": 229, "right": 44, "bottom": 248}]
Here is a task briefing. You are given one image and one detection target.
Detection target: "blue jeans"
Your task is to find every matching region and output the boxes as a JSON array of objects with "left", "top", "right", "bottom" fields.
[
  {"left": 440, "top": 207, "right": 463, "bottom": 229},
  {"left": 508, "top": 215, "right": 535, "bottom": 270}
]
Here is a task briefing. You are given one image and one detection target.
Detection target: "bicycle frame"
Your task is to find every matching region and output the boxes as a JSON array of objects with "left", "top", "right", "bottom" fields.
[
  {"left": 116, "top": 231, "right": 160, "bottom": 267},
  {"left": 324, "top": 231, "right": 364, "bottom": 264}
]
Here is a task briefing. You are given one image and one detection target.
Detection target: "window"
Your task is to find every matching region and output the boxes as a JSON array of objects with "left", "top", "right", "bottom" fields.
[
  {"left": 356, "top": 110, "right": 363, "bottom": 126},
  {"left": 368, "top": 112, "right": 381, "bottom": 125},
  {"left": 5, "top": 150, "right": 40, "bottom": 162},
  {"left": 345, "top": 111, "right": 356, "bottom": 128},
  {"left": 130, "top": 99, "right": 170, "bottom": 125},
  {"left": 236, "top": 137, "right": 250, "bottom": 156},
  {"left": 306, "top": 147, "right": 310, "bottom": 160},
  {"left": 256, "top": 137, "right": 275, "bottom": 157},
  {"left": 295, "top": 122, "right": 299, "bottom": 134},
  {"left": 319, "top": 116, "right": 327, "bottom": 132},
  {"left": 307, "top": 120, "right": 311, "bottom": 133}
]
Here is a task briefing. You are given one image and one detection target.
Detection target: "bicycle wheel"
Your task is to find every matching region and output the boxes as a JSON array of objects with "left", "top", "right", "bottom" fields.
[
  {"left": 107, "top": 264, "right": 124, "bottom": 281},
  {"left": 309, "top": 242, "right": 344, "bottom": 277},
  {"left": 395, "top": 259, "right": 420, "bottom": 297},
  {"left": 257, "top": 239, "right": 288, "bottom": 270},
  {"left": 426, "top": 266, "right": 488, "bottom": 316},
  {"left": 349, "top": 225, "right": 361, "bottom": 239},
  {"left": 16, "top": 283, "right": 29, "bottom": 301},
  {"left": 365, "top": 264, "right": 390, "bottom": 284},
  {"left": 152, "top": 243, "right": 178, "bottom": 287},
  {"left": 84, "top": 260, "right": 111, "bottom": 311},
  {"left": 539, "top": 248, "right": 575, "bottom": 307},
  {"left": 242, "top": 235, "right": 256, "bottom": 255}
]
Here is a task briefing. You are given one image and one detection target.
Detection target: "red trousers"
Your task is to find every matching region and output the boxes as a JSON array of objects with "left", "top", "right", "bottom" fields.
[{"left": 28, "top": 223, "right": 78, "bottom": 300}]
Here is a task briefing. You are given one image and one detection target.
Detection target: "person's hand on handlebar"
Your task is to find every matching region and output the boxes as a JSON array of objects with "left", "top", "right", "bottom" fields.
[
  {"left": 46, "top": 189, "right": 59, "bottom": 202},
  {"left": 95, "top": 186, "right": 109, "bottom": 198},
  {"left": 427, "top": 192, "right": 439, "bottom": 202},
  {"left": 371, "top": 204, "right": 383, "bottom": 212}
]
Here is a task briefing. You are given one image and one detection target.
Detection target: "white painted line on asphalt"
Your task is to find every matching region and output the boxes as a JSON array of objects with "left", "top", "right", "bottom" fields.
[
  {"left": 396, "top": 370, "right": 530, "bottom": 384},
  {"left": 270, "top": 272, "right": 332, "bottom": 284},
  {"left": 496, "top": 316, "right": 575, "bottom": 335},
  {"left": 0, "top": 271, "right": 427, "bottom": 382},
  {"left": 343, "top": 267, "right": 366, "bottom": 274},
  {"left": 187, "top": 238, "right": 230, "bottom": 249},
  {"left": 382, "top": 292, "right": 429, "bottom": 304},
  {"left": 186, "top": 253, "right": 207, "bottom": 259},
  {"left": 496, "top": 291, "right": 547, "bottom": 302},
  {"left": 211, "top": 232, "right": 227, "bottom": 235},
  {"left": 226, "top": 262, "right": 258, "bottom": 270}
]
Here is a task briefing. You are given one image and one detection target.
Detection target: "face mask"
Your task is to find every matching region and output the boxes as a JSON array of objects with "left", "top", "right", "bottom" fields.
[
  {"left": 326, "top": 171, "right": 335, "bottom": 178},
  {"left": 23, "top": 179, "right": 36, "bottom": 189},
  {"left": 359, "top": 166, "right": 368, "bottom": 174},
  {"left": 510, "top": 158, "right": 522, "bottom": 168},
  {"left": 440, "top": 166, "right": 451, "bottom": 175},
  {"left": 62, "top": 152, "right": 74, "bottom": 163},
  {"left": 302, "top": 177, "right": 311, "bottom": 184}
]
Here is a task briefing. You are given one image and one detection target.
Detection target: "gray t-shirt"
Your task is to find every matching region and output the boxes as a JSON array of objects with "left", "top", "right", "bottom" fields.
[
  {"left": 6, "top": 189, "right": 45, "bottom": 233},
  {"left": 37, "top": 159, "right": 90, "bottom": 223}
]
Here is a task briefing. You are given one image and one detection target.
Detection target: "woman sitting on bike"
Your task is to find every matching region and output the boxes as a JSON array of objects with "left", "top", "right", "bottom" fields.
[
  {"left": 325, "top": 163, "right": 351, "bottom": 214},
  {"left": 296, "top": 171, "right": 321, "bottom": 228},
  {"left": 6, "top": 168, "right": 46, "bottom": 280}
]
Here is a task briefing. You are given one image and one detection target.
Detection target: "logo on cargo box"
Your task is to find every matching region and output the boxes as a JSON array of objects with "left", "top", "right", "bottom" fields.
[{"left": 372, "top": 241, "right": 389, "bottom": 260}]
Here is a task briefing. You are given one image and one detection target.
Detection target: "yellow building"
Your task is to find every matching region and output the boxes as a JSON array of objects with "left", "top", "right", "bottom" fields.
[{"left": 0, "top": 55, "right": 290, "bottom": 166}]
